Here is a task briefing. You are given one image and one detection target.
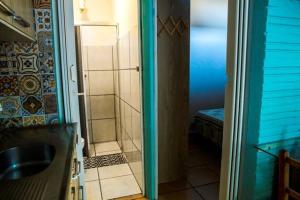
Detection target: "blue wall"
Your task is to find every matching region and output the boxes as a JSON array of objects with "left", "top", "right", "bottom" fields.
[
  {"left": 189, "top": 27, "right": 227, "bottom": 117},
  {"left": 239, "top": 0, "right": 300, "bottom": 199}
]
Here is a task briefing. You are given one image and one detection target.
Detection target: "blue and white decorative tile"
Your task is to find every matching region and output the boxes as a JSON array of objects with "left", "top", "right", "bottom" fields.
[
  {"left": 0, "top": 59, "right": 18, "bottom": 75},
  {"left": 43, "top": 94, "right": 57, "bottom": 114},
  {"left": 0, "top": 96, "right": 21, "bottom": 118},
  {"left": 1, "top": 42, "right": 15, "bottom": 58},
  {"left": 34, "top": 9, "right": 51, "bottom": 32},
  {"left": 0, "top": 56, "right": 8, "bottom": 69},
  {"left": 0, "top": 75, "right": 19, "bottom": 96},
  {"left": 0, "top": 42, "right": 17, "bottom": 75},
  {"left": 42, "top": 74, "right": 56, "bottom": 93},
  {"left": 19, "top": 74, "right": 42, "bottom": 95},
  {"left": 37, "top": 32, "right": 53, "bottom": 53},
  {"left": 17, "top": 54, "right": 39, "bottom": 74},
  {"left": 45, "top": 113, "right": 59, "bottom": 125},
  {"left": 39, "top": 52, "right": 54, "bottom": 73},
  {"left": 23, "top": 115, "right": 45, "bottom": 126},
  {"left": 0, "top": 117, "right": 22, "bottom": 130},
  {"left": 0, "top": 42, "right": 6, "bottom": 56},
  {"left": 21, "top": 95, "right": 44, "bottom": 116},
  {"left": 13, "top": 42, "right": 38, "bottom": 54}
]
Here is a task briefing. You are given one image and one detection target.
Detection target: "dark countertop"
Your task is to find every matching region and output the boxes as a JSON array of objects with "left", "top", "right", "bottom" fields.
[{"left": 0, "top": 124, "right": 77, "bottom": 200}]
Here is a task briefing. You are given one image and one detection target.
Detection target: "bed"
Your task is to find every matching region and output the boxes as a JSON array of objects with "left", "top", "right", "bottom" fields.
[{"left": 194, "top": 108, "right": 224, "bottom": 147}]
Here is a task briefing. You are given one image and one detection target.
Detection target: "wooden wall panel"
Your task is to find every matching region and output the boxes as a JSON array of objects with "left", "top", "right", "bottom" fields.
[
  {"left": 157, "top": 0, "right": 190, "bottom": 183},
  {"left": 241, "top": 0, "right": 300, "bottom": 199},
  {"left": 259, "top": 0, "right": 300, "bottom": 144}
]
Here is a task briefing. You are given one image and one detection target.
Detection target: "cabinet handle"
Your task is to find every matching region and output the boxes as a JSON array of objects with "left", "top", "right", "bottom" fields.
[
  {"left": 13, "top": 15, "right": 30, "bottom": 28},
  {"left": 79, "top": 186, "right": 84, "bottom": 200},
  {"left": 0, "top": 1, "right": 15, "bottom": 16},
  {"left": 72, "top": 160, "right": 81, "bottom": 180}
]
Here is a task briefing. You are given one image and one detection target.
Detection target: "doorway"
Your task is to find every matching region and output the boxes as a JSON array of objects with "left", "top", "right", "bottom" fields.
[
  {"left": 72, "top": 1, "right": 144, "bottom": 199},
  {"left": 187, "top": 0, "right": 228, "bottom": 199},
  {"left": 156, "top": 0, "right": 240, "bottom": 199}
]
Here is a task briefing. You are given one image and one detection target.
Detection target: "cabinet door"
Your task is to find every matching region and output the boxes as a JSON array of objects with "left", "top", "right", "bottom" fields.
[
  {"left": 0, "top": 0, "right": 13, "bottom": 24},
  {"left": 11, "top": 0, "right": 26, "bottom": 31},
  {"left": 24, "top": 0, "right": 35, "bottom": 37}
]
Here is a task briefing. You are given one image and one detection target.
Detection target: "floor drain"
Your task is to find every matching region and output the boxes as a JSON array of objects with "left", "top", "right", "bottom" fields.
[{"left": 84, "top": 153, "right": 127, "bottom": 169}]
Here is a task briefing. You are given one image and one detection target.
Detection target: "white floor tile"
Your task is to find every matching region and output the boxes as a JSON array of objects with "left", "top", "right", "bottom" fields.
[
  {"left": 85, "top": 168, "right": 99, "bottom": 182},
  {"left": 85, "top": 181, "right": 102, "bottom": 200},
  {"left": 100, "top": 175, "right": 141, "bottom": 200},
  {"left": 98, "top": 164, "right": 132, "bottom": 180},
  {"left": 94, "top": 142, "right": 120, "bottom": 153},
  {"left": 96, "top": 150, "right": 122, "bottom": 156}
]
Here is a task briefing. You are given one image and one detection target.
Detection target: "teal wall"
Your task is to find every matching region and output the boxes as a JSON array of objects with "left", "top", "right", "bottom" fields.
[{"left": 239, "top": 0, "right": 300, "bottom": 199}]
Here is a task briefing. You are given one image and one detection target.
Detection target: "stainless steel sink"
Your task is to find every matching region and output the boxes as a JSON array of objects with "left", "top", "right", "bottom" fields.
[{"left": 0, "top": 144, "right": 56, "bottom": 181}]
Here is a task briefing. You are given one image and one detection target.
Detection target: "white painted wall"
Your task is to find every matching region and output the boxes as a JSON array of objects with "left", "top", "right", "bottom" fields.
[
  {"left": 73, "top": 0, "right": 114, "bottom": 25},
  {"left": 191, "top": 0, "right": 228, "bottom": 28},
  {"left": 112, "top": 0, "right": 139, "bottom": 36}
]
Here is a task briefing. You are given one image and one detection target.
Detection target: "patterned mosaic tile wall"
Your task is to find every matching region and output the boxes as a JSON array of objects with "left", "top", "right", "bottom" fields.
[{"left": 0, "top": 1, "right": 58, "bottom": 129}]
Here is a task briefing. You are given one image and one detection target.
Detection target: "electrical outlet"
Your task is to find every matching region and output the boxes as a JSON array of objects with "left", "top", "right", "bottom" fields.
[{"left": 0, "top": 103, "right": 3, "bottom": 112}]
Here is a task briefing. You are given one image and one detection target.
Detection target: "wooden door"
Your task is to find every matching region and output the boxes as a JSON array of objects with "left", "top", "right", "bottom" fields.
[
  {"left": 157, "top": 0, "right": 190, "bottom": 183},
  {"left": 24, "top": 0, "right": 35, "bottom": 37}
]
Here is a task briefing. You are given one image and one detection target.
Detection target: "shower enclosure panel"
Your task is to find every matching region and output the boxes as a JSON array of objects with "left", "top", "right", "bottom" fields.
[{"left": 76, "top": 25, "right": 118, "bottom": 155}]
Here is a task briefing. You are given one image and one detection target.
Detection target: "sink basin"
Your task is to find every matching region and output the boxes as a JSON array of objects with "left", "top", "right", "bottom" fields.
[{"left": 0, "top": 144, "right": 56, "bottom": 181}]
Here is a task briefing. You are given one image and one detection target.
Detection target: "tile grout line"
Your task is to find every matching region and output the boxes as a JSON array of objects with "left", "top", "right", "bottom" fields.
[
  {"left": 193, "top": 187, "right": 206, "bottom": 200},
  {"left": 97, "top": 166, "right": 104, "bottom": 200},
  {"left": 99, "top": 171, "right": 133, "bottom": 181}
]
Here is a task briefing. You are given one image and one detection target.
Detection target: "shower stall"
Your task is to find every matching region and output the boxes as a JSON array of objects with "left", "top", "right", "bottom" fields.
[{"left": 75, "top": 24, "right": 144, "bottom": 188}]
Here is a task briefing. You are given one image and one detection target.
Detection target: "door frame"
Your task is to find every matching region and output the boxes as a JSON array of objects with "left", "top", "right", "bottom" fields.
[
  {"left": 52, "top": 0, "right": 86, "bottom": 199},
  {"left": 53, "top": 0, "right": 250, "bottom": 199},
  {"left": 219, "top": 0, "right": 250, "bottom": 199},
  {"left": 53, "top": 0, "right": 157, "bottom": 199}
]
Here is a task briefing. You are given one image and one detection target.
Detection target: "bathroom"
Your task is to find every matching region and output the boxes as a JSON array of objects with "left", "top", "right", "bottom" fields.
[{"left": 73, "top": 0, "right": 144, "bottom": 199}]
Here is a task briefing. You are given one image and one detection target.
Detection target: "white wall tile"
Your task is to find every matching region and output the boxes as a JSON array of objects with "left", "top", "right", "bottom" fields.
[
  {"left": 89, "top": 71, "right": 114, "bottom": 95},
  {"left": 120, "top": 100, "right": 125, "bottom": 130},
  {"left": 129, "top": 26, "right": 140, "bottom": 67},
  {"left": 120, "top": 70, "right": 131, "bottom": 103},
  {"left": 95, "top": 141, "right": 120, "bottom": 153},
  {"left": 90, "top": 95, "right": 115, "bottom": 119},
  {"left": 97, "top": 150, "right": 122, "bottom": 156},
  {"left": 87, "top": 120, "right": 93, "bottom": 144},
  {"left": 122, "top": 130, "right": 132, "bottom": 154},
  {"left": 83, "top": 71, "right": 90, "bottom": 95},
  {"left": 130, "top": 70, "right": 140, "bottom": 111},
  {"left": 85, "top": 95, "right": 91, "bottom": 119},
  {"left": 131, "top": 109, "right": 141, "bottom": 151},
  {"left": 80, "top": 26, "right": 117, "bottom": 47},
  {"left": 125, "top": 103, "right": 132, "bottom": 138},
  {"left": 115, "top": 97, "right": 122, "bottom": 145},
  {"left": 118, "top": 34, "right": 130, "bottom": 69},
  {"left": 92, "top": 119, "right": 116, "bottom": 142},
  {"left": 114, "top": 70, "right": 119, "bottom": 96},
  {"left": 81, "top": 46, "right": 88, "bottom": 71},
  {"left": 113, "top": 44, "right": 119, "bottom": 70},
  {"left": 87, "top": 46, "right": 113, "bottom": 70}
]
